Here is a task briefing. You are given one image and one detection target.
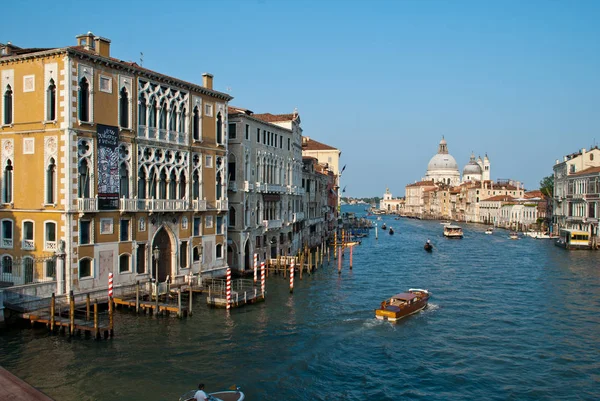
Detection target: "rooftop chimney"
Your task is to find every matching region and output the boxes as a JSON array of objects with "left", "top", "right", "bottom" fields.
[
  {"left": 76, "top": 32, "right": 96, "bottom": 51},
  {"left": 93, "top": 35, "right": 111, "bottom": 57},
  {"left": 202, "top": 73, "right": 213, "bottom": 90}
]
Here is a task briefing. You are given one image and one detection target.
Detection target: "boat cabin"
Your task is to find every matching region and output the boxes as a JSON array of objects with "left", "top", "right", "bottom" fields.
[
  {"left": 555, "top": 229, "right": 591, "bottom": 250},
  {"left": 444, "top": 224, "right": 464, "bottom": 238}
]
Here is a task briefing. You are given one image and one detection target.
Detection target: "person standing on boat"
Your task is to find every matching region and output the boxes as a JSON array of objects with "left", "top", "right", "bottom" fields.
[{"left": 194, "top": 383, "right": 208, "bottom": 401}]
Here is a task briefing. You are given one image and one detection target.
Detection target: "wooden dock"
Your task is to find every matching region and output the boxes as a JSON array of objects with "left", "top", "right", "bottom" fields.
[
  {"left": 0, "top": 366, "right": 54, "bottom": 401},
  {"left": 112, "top": 282, "right": 196, "bottom": 317}
]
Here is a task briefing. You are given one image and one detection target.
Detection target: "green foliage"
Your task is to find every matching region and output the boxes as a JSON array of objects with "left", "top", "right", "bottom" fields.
[{"left": 539, "top": 175, "right": 554, "bottom": 198}]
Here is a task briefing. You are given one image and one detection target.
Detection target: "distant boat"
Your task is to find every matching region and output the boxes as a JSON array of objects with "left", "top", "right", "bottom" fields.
[
  {"left": 382, "top": 223, "right": 387, "bottom": 230},
  {"left": 375, "top": 289, "right": 430, "bottom": 322},
  {"left": 485, "top": 227, "right": 493, "bottom": 235},
  {"left": 509, "top": 232, "right": 519, "bottom": 240},
  {"left": 443, "top": 225, "right": 463, "bottom": 239},
  {"left": 424, "top": 242, "right": 433, "bottom": 252},
  {"left": 389, "top": 227, "right": 394, "bottom": 235}
]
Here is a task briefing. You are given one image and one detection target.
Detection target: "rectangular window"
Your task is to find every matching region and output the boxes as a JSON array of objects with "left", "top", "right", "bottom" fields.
[
  {"left": 263, "top": 130, "right": 266, "bottom": 145},
  {"left": 193, "top": 217, "right": 202, "bottom": 236},
  {"left": 193, "top": 246, "right": 201, "bottom": 262},
  {"left": 45, "top": 222, "right": 56, "bottom": 251},
  {"left": 216, "top": 216, "right": 223, "bottom": 235},
  {"left": 22, "top": 221, "right": 34, "bottom": 249},
  {"left": 228, "top": 123, "right": 237, "bottom": 139},
  {"left": 45, "top": 259, "right": 56, "bottom": 279},
  {"left": 23, "top": 75, "right": 35, "bottom": 92},
  {"left": 280, "top": 136, "right": 283, "bottom": 148},
  {"left": 288, "top": 138, "right": 290, "bottom": 150},
  {"left": 180, "top": 241, "right": 188, "bottom": 268},
  {"left": 80, "top": 220, "right": 91, "bottom": 245},
  {"left": 245, "top": 124, "right": 249, "bottom": 140},
  {"left": 119, "top": 254, "right": 130, "bottom": 273},
  {"left": 256, "top": 235, "right": 261, "bottom": 247},
  {"left": 120, "top": 219, "right": 130, "bottom": 241},
  {"left": 205, "top": 155, "right": 213, "bottom": 168},
  {"left": 205, "top": 103, "right": 213, "bottom": 117},
  {"left": 205, "top": 215, "right": 213, "bottom": 228},
  {"left": 256, "top": 128, "right": 260, "bottom": 143},
  {"left": 136, "top": 243, "right": 146, "bottom": 274},
  {"left": 100, "top": 218, "right": 113, "bottom": 235},
  {"left": 79, "top": 259, "right": 92, "bottom": 278},
  {"left": 1, "top": 220, "right": 13, "bottom": 248}
]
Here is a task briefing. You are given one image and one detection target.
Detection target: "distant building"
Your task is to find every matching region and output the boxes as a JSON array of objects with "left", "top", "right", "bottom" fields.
[{"left": 379, "top": 188, "right": 405, "bottom": 214}]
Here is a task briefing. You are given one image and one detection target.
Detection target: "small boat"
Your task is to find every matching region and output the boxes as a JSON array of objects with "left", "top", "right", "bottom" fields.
[
  {"left": 555, "top": 229, "right": 591, "bottom": 249},
  {"left": 179, "top": 387, "right": 245, "bottom": 401},
  {"left": 484, "top": 227, "right": 493, "bottom": 235},
  {"left": 375, "top": 289, "right": 430, "bottom": 322},
  {"left": 389, "top": 227, "right": 394, "bottom": 235},
  {"left": 443, "top": 224, "right": 463, "bottom": 238},
  {"left": 509, "top": 232, "right": 519, "bottom": 240},
  {"left": 381, "top": 223, "right": 387, "bottom": 230},
  {"left": 424, "top": 242, "right": 433, "bottom": 252}
]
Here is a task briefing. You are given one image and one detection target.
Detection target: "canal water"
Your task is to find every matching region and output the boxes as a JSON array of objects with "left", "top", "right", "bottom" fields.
[{"left": 1, "top": 204, "right": 600, "bottom": 401}]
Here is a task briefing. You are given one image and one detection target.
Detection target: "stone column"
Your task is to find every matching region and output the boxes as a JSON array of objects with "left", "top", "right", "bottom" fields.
[{"left": 56, "top": 243, "right": 66, "bottom": 296}]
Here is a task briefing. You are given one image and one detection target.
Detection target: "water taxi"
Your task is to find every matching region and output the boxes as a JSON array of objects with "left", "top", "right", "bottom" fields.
[
  {"left": 375, "top": 289, "right": 430, "bottom": 321},
  {"left": 179, "top": 387, "right": 245, "bottom": 401},
  {"left": 484, "top": 227, "right": 493, "bottom": 235},
  {"left": 509, "top": 232, "right": 519, "bottom": 240},
  {"left": 555, "top": 229, "right": 591, "bottom": 250},
  {"left": 443, "top": 224, "right": 463, "bottom": 238}
]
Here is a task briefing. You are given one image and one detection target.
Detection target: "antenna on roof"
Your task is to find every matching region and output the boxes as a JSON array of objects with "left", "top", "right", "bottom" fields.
[
  {"left": 140, "top": 52, "right": 144, "bottom": 67},
  {"left": 226, "top": 86, "right": 231, "bottom": 92}
]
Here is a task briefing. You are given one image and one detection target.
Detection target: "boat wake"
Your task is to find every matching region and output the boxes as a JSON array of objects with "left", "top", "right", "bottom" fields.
[{"left": 425, "top": 303, "right": 440, "bottom": 312}]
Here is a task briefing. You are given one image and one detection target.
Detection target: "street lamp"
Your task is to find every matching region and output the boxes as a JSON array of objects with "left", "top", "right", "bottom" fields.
[{"left": 153, "top": 246, "right": 160, "bottom": 314}]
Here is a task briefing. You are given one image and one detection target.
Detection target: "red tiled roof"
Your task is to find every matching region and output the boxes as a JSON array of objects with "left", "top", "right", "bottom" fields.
[
  {"left": 253, "top": 113, "right": 295, "bottom": 123},
  {"left": 406, "top": 180, "right": 435, "bottom": 187},
  {"left": 571, "top": 166, "right": 600, "bottom": 176},
  {"left": 302, "top": 137, "right": 338, "bottom": 151},
  {"left": 525, "top": 190, "right": 543, "bottom": 198},
  {"left": 482, "top": 195, "right": 515, "bottom": 202}
]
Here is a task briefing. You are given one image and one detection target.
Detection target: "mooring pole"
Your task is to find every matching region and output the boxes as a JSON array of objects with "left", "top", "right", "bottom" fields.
[
  {"left": 86, "top": 294, "right": 90, "bottom": 321},
  {"left": 69, "top": 291, "right": 75, "bottom": 336},
  {"left": 50, "top": 293, "right": 55, "bottom": 333}
]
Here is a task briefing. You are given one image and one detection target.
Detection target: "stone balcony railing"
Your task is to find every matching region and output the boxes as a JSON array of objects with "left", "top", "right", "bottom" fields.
[
  {"left": 139, "top": 125, "right": 188, "bottom": 145},
  {"left": 192, "top": 199, "right": 207, "bottom": 212},
  {"left": 293, "top": 212, "right": 305, "bottom": 222},
  {"left": 77, "top": 198, "right": 98, "bottom": 213},
  {"left": 22, "top": 240, "right": 35, "bottom": 250},
  {"left": 2, "top": 238, "right": 13, "bottom": 248},
  {"left": 45, "top": 241, "right": 57, "bottom": 251},
  {"left": 265, "top": 184, "right": 285, "bottom": 193},
  {"left": 207, "top": 199, "right": 228, "bottom": 211},
  {"left": 263, "top": 219, "right": 283, "bottom": 230},
  {"left": 243, "top": 181, "right": 254, "bottom": 192}
]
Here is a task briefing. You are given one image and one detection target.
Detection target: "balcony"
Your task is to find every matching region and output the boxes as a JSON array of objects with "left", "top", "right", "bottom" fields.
[
  {"left": 132, "top": 199, "right": 189, "bottom": 212},
  {"left": 228, "top": 182, "right": 238, "bottom": 192},
  {"left": 255, "top": 182, "right": 264, "bottom": 192},
  {"left": 2, "top": 238, "right": 12, "bottom": 248},
  {"left": 138, "top": 126, "right": 188, "bottom": 145},
  {"left": 263, "top": 219, "right": 283, "bottom": 230},
  {"left": 192, "top": 199, "right": 207, "bottom": 212},
  {"left": 45, "top": 241, "right": 57, "bottom": 251},
  {"left": 207, "top": 199, "right": 228, "bottom": 211},
  {"left": 244, "top": 181, "right": 254, "bottom": 192},
  {"left": 120, "top": 198, "right": 138, "bottom": 213},
  {"left": 265, "top": 184, "right": 285, "bottom": 193},
  {"left": 22, "top": 240, "right": 34, "bottom": 250},
  {"left": 77, "top": 198, "right": 98, "bottom": 213}
]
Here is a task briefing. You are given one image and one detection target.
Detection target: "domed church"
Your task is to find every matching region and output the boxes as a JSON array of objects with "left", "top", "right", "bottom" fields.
[
  {"left": 462, "top": 153, "right": 490, "bottom": 182},
  {"left": 424, "top": 137, "right": 461, "bottom": 186}
]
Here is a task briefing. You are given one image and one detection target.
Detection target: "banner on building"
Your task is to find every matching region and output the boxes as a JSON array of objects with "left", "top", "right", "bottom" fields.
[{"left": 97, "top": 124, "right": 120, "bottom": 210}]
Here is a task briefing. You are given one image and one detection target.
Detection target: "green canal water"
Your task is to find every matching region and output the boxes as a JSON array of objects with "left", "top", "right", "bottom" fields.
[{"left": 1, "top": 204, "right": 600, "bottom": 401}]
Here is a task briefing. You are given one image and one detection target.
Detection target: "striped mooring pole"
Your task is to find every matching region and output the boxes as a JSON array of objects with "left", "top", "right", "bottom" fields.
[
  {"left": 253, "top": 253, "right": 258, "bottom": 283},
  {"left": 108, "top": 272, "right": 114, "bottom": 297},
  {"left": 226, "top": 268, "right": 231, "bottom": 310},
  {"left": 260, "top": 261, "right": 266, "bottom": 295},
  {"left": 290, "top": 259, "right": 295, "bottom": 293}
]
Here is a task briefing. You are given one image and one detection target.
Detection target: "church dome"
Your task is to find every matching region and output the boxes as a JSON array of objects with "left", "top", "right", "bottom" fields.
[
  {"left": 463, "top": 153, "right": 482, "bottom": 176},
  {"left": 428, "top": 153, "right": 459, "bottom": 171}
]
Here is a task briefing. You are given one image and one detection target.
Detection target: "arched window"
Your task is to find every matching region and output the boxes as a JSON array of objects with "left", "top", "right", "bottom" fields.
[
  {"left": 193, "top": 106, "right": 200, "bottom": 140},
  {"left": 46, "top": 79, "right": 56, "bottom": 121},
  {"left": 216, "top": 112, "right": 223, "bottom": 144},
  {"left": 79, "top": 258, "right": 92, "bottom": 278},
  {"left": 169, "top": 102, "right": 177, "bottom": 131},
  {"left": 180, "top": 107, "right": 187, "bottom": 134},
  {"left": 229, "top": 206, "right": 236, "bottom": 227},
  {"left": 46, "top": 158, "right": 56, "bottom": 204},
  {"left": 159, "top": 100, "right": 167, "bottom": 130},
  {"left": 138, "top": 168, "right": 147, "bottom": 199},
  {"left": 216, "top": 243, "right": 223, "bottom": 259},
  {"left": 228, "top": 155, "right": 236, "bottom": 182},
  {"left": 23, "top": 257, "right": 34, "bottom": 284},
  {"left": 3, "top": 160, "right": 13, "bottom": 203},
  {"left": 78, "top": 159, "right": 90, "bottom": 198},
  {"left": 148, "top": 98, "right": 156, "bottom": 128},
  {"left": 22, "top": 221, "right": 34, "bottom": 249},
  {"left": 78, "top": 78, "right": 89, "bottom": 122},
  {"left": 3, "top": 85, "right": 13, "bottom": 125},
  {"left": 1, "top": 255, "right": 12, "bottom": 275},
  {"left": 216, "top": 171, "right": 223, "bottom": 200},
  {"left": 178, "top": 171, "right": 186, "bottom": 199},
  {"left": 148, "top": 169, "right": 157, "bottom": 198},
  {"left": 192, "top": 170, "right": 200, "bottom": 200},
  {"left": 159, "top": 169, "right": 167, "bottom": 199},
  {"left": 138, "top": 94, "right": 147, "bottom": 126},
  {"left": 119, "top": 254, "right": 130, "bottom": 273},
  {"left": 168, "top": 170, "right": 177, "bottom": 199},
  {"left": 44, "top": 221, "right": 56, "bottom": 251},
  {"left": 119, "top": 163, "right": 129, "bottom": 198},
  {"left": 119, "top": 87, "right": 129, "bottom": 128}
]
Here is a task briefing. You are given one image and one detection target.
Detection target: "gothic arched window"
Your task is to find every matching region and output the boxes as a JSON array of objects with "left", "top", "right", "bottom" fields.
[
  {"left": 46, "top": 80, "right": 56, "bottom": 121},
  {"left": 78, "top": 78, "right": 89, "bottom": 122}
]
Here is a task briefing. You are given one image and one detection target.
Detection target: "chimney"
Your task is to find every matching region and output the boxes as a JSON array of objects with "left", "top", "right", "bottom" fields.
[
  {"left": 76, "top": 32, "right": 96, "bottom": 52},
  {"left": 93, "top": 35, "right": 111, "bottom": 57},
  {"left": 202, "top": 73, "right": 213, "bottom": 90}
]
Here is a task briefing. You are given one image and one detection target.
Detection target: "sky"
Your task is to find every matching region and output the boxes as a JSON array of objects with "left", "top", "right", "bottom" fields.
[{"left": 4, "top": 0, "right": 600, "bottom": 197}]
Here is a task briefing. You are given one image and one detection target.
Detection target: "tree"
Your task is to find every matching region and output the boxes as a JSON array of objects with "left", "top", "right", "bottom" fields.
[{"left": 540, "top": 175, "right": 554, "bottom": 198}]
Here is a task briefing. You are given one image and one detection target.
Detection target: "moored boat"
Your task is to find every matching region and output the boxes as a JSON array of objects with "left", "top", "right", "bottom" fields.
[
  {"left": 555, "top": 229, "right": 591, "bottom": 250},
  {"left": 443, "top": 224, "right": 463, "bottom": 238},
  {"left": 179, "top": 387, "right": 245, "bottom": 401},
  {"left": 375, "top": 289, "right": 430, "bottom": 321}
]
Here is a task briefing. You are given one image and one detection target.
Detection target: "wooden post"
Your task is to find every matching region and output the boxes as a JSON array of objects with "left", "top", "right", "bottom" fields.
[
  {"left": 334, "top": 232, "right": 338, "bottom": 259},
  {"left": 69, "top": 291, "right": 75, "bottom": 336},
  {"left": 299, "top": 251, "right": 304, "bottom": 280},
  {"left": 338, "top": 246, "right": 342, "bottom": 274},
  {"left": 189, "top": 285, "right": 193, "bottom": 316},
  {"left": 108, "top": 297, "right": 114, "bottom": 337},
  {"left": 350, "top": 245, "right": 353, "bottom": 269},
  {"left": 50, "top": 293, "right": 55, "bottom": 333},
  {"left": 177, "top": 289, "right": 182, "bottom": 318},
  {"left": 135, "top": 281, "right": 139, "bottom": 313},
  {"left": 94, "top": 302, "right": 99, "bottom": 340},
  {"left": 86, "top": 294, "right": 90, "bottom": 321}
]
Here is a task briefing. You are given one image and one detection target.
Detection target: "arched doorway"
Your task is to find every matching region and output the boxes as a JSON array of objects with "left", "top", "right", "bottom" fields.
[
  {"left": 244, "top": 240, "right": 251, "bottom": 271},
  {"left": 152, "top": 227, "right": 172, "bottom": 282}
]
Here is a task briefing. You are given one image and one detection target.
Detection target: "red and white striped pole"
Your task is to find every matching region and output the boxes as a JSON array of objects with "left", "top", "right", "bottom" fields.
[
  {"left": 108, "top": 272, "right": 114, "bottom": 297},
  {"left": 253, "top": 253, "right": 258, "bottom": 284},
  {"left": 260, "top": 261, "right": 266, "bottom": 295},
  {"left": 226, "top": 268, "right": 231, "bottom": 310},
  {"left": 290, "top": 259, "right": 294, "bottom": 293}
]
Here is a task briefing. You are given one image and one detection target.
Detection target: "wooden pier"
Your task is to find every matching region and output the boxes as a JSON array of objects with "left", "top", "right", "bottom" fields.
[
  {"left": 112, "top": 281, "right": 196, "bottom": 318},
  {"left": 206, "top": 279, "right": 264, "bottom": 308}
]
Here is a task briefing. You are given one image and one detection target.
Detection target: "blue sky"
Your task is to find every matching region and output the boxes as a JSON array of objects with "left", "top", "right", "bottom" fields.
[{"left": 4, "top": 0, "right": 600, "bottom": 197}]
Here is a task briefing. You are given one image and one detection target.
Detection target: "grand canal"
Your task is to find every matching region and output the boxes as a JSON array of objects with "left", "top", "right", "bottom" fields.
[{"left": 1, "top": 204, "right": 599, "bottom": 401}]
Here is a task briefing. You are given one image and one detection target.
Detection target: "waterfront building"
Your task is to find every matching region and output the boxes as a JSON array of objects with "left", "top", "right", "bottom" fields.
[
  {"left": 379, "top": 188, "right": 405, "bottom": 214},
  {"left": 405, "top": 181, "right": 435, "bottom": 217},
  {"left": 553, "top": 147, "right": 600, "bottom": 238},
  {"left": 301, "top": 136, "right": 342, "bottom": 208},
  {"left": 0, "top": 33, "right": 232, "bottom": 296},
  {"left": 300, "top": 157, "right": 329, "bottom": 248},
  {"left": 226, "top": 107, "right": 304, "bottom": 270}
]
